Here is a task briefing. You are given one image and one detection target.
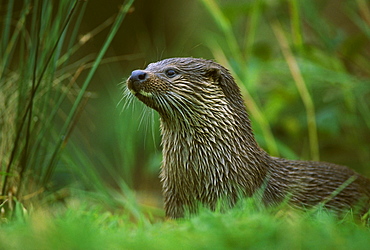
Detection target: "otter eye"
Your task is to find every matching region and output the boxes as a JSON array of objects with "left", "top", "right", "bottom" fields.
[{"left": 165, "top": 69, "right": 177, "bottom": 78}]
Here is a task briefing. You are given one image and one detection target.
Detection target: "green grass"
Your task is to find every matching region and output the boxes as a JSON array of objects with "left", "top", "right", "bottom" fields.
[{"left": 0, "top": 198, "right": 369, "bottom": 250}]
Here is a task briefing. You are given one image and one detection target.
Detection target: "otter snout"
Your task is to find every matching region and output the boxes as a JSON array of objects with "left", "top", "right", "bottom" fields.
[
  {"left": 127, "top": 70, "right": 149, "bottom": 94},
  {"left": 130, "top": 70, "right": 148, "bottom": 82}
]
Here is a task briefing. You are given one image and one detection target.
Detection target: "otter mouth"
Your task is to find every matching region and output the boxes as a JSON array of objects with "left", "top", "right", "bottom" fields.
[
  {"left": 129, "top": 88, "right": 153, "bottom": 98},
  {"left": 126, "top": 76, "right": 153, "bottom": 97},
  {"left": 126, "top": 78, "right": 158, "bottom": 111},
  {"left": 133, "top": 90, "right": 155, "bottom": 107}
]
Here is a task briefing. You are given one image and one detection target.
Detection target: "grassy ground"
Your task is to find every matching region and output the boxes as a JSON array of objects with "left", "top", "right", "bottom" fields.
[
  {"left": 0, "top": 198, "right": 370, "bottom": 250},
  {"left": 1, "top": 0, "right": 370, "bottom": 249}
]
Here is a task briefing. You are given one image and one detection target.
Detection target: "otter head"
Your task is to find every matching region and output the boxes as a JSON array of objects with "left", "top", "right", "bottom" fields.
[
  {"left": 127, "top": 57, "right": 246, "bottom": 126},
  {"left": 127, "top": 58, "right": 264, "bottom": 219}
]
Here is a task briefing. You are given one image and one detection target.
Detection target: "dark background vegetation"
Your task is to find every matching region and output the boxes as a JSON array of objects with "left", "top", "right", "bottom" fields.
[{"left": 1, "top": 0, "right": 369, "bottom": 212}]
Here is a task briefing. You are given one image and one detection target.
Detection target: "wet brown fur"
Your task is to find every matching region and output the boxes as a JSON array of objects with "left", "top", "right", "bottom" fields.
[{"left": 127, "top": 57, "right": 370, "bottom": 219}]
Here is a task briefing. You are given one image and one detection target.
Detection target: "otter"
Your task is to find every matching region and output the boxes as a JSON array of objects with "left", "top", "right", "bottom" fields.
[{"left": 126, "top": 57, "right": 370, "bottom": 219}]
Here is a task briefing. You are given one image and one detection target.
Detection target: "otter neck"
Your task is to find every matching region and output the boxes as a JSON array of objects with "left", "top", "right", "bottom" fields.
[{"left": 159, "top": 103, "right": 270, "bottom": 208}]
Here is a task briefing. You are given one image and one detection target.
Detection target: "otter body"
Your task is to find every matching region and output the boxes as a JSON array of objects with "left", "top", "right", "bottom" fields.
[{"left": 127, "top": 57, "right": 370, "bottom": 218}]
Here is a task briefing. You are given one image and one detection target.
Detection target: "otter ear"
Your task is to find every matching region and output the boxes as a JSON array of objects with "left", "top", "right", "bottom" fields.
[{"left": 206, "top": 66, "right": 222, "bottom": 83}]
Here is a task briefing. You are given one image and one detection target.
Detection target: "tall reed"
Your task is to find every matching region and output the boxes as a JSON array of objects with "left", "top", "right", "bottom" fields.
[{"left": 0, "top": 0, "right": 135, "bottom": 217}]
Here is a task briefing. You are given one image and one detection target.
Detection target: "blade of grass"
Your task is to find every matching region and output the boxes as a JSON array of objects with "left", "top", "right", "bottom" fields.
[
  {"left": 200, "top": 0, "right": 241, "bottom": 62},
  {"left": 1, "top": 0, "right": 81, "bottom": 201},
  {"left": 346, "top": 0, "right": 370, "bottom": 39},
  {"left": 0, "top": 0, "right": 14, "bottom": 56},
  {"left": 356, "top": 0, "right": 370, "bottom": 26},
  {"left": 244, "top": 0, "right": 262, "bottom": 61},
  {"left": 18, "top": 0, "right": 42, "bottom": 192},
  {"left": 58, "top": 12, "right": 115, "bottom": 68},
  {"left": 272, "top": 21, "right": 319, "bottom": 161},
  {"left": 42, "top": 0, "right": 135, "bottom": 185},
  {"left": 0, "top": 0, "right": 31, "bottom": 79},
  {"left": 288, "top": 0, "right": 303, "bottom": 51},
  {"left": 310, "top": 175, "right": 357, "bottom": 213}
]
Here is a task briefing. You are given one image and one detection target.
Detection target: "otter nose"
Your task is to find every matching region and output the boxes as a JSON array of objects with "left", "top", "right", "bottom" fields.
[{"left": 130, "top": 70, "right": 148, "bottom": 82}]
